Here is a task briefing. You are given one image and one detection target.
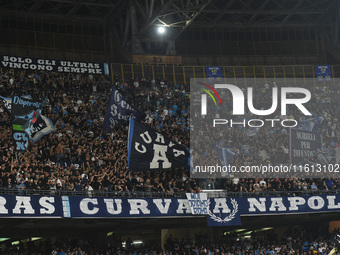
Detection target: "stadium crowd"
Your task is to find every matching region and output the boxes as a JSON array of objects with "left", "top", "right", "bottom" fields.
[
  {"left": 191, "top": 78, "right": 339, "bottom": 179},
  {"left": 0, "top": 69, "right": 339, "bottom": 195},
  {"left": 0, "top": 228, "right": 338, "bottom": 254}
]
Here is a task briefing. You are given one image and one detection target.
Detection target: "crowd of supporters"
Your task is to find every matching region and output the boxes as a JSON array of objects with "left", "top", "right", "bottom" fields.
[
  {"left": 191, "top": 77, "right": 339, "bottom": 181},
  {"left": 1, "top": 227, "right": 338, "bottom": 254},
  {"left": 0, "top": 69, "right": 194, "bottom": 195},
  {"left": 0, "top": 69, "right": 339, "bottom": 195}
]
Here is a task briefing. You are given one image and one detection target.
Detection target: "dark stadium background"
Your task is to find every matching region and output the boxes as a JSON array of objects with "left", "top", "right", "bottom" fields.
[{"left": 0, "top": 0, "right": 339, "bottom": 254}]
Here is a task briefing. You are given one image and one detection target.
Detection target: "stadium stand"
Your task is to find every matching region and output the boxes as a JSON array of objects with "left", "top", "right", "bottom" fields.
[
  {"left": 0, "top": 0, "right": 339, "bottom": 253},
  {"left": 0, "top": 69, "right": 338, "bottom": 197},
  {"left": 0, "top": 226, "right": 338, "bottom": 254}
]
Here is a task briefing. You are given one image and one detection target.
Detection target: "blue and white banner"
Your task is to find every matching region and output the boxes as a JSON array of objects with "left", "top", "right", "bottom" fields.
[
  {"left": 11, "top": 96, "right": 45, "bottom": 151},
  {"left": 11, "top": 96, "right": 47, "bottom": 117},
  {"left": 103, "top": 86, "right": 145, "bottom": 131},
  {"left": 0, "top": 195, "right": 62, "bottom": 218},
  {"left": 295, "top": 117, "right": 323, "bottom": 133},
  {"left": 290, "top": 128, "right": 322, "bottom": 165},
  {"left": 67, "top": 197, "right": 193, "bottom": 218},
  {"left": 205, "top": 66, "right": 223, "bottom": 81},
  {"left": 207, "top": 197, "right": 241, "bottom": 226},
  {"left": 103, "top": 63, "right": 110, "bottom": 76},
  {"left": 3, "top": 194, "right": 340, "bottom": 227},
  {"left": 0, "top": 55, "right": 109, "bottom": 75},
  {"left": 315, "top": 65, "right": 332, "bottom": 81},
  {"left": 12, "top": 131, "right": 29, "bottom": 151},
  {"left": 186, "top": 193, "right": 209, "bottom": 215},
  {"left": 11, "top": 96, "right": 54, "bottom": 150}
]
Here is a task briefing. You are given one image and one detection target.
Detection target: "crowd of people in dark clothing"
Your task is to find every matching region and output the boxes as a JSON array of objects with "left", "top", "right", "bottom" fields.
[
  {"left": 0, "top": 69, "right": 194, "bottom": 196},
  {"left": 0, "top": 69, "right": 338, "bottom": 195},
  {"left": 0, "top": 227, "right": 338, "bottom": 254}
]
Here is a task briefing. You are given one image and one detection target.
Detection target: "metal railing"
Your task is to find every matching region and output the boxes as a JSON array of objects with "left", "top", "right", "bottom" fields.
[
  {"left": 202, "top": 188, "right": 340, "bottom": 198},
  {"left": 0, "top": 187, "right": 338, "bottom": 198},
  {"left": 0, "top": 188, "right": 186, "bottom": 198},
  {"left": 110, "top": 63, "right": 340, "bottom": 85}
]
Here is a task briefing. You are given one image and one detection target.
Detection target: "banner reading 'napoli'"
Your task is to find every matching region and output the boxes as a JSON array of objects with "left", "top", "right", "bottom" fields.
[{"left": 1, "top": 194, "right": 340, "bottom": 227}]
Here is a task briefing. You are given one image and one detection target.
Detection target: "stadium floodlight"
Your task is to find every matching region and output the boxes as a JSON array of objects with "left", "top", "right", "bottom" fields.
[{"left": 157, "top": 26, "right": 166, "bottom": 34}]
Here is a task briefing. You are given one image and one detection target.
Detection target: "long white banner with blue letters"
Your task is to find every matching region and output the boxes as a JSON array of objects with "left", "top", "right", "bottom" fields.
[{"left": 1, "top": 194, "right": 340, "bottom": 226}]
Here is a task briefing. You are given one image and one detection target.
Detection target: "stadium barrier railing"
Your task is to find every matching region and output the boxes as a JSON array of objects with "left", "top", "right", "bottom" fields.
[
  {"left": 110, "top": 63, "right": 339, "bottom": 85},
  {"left": 1, "top": 187, "right": 338, "bottom": 198}
]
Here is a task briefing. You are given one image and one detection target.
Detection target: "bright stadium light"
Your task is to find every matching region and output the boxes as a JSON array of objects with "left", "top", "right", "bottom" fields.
[{"left": 158, "top": 26, "right": 166, "bottom": 34}]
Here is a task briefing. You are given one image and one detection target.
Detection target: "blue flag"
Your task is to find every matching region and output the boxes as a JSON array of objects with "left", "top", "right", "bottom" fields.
[
  {"left": 245, "top": 127, "right": 258, "bottom": 136},
  {"left": 215, "top": 145, "right": 235, "bottom": 177},
  {"left": 215, "top": 145, "right": 235, "bottom": 166},
  {"left": 24, "top": 113, "right": 55, "bottom": 143},
  {"left": 10, "top": 95, "right": 52, "bottom": 151},
  {"left": 103, "top": 86, "right": 145, "bottom": 132},
  {"left": 295, "top": 116, "right": 323, "bottom": 132},
  {"left": 304, "top": 148, "right": 340, "bottom": 165}
]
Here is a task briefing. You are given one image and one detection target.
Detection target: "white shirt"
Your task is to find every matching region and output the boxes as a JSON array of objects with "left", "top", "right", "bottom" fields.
[
  {"left": 259, "top": 180, "right": 266, "bottom": 186},
  {"left": 233, "top": 178, "right": 239, "bottom": 185}
]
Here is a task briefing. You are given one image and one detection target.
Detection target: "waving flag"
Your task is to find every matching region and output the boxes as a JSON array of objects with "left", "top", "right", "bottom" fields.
[
  {"left": 128, "top": 118, "right": 189, "bottom": 171},
  {"left": 11, "top": 96, "right": 47, "bottom": 117},
  {"left": 245, "top": 127, "right": 258, "bottom": 136},
  {"left": 0, "top": 95, "right": 33, "bottom": 114},
  {"left": 24, "top": 114, "right": 55, "bottom": 142},
  {"left": 11, "top": 95, "right": 53, "bottom": 151},
  {"left": 295, "top": 116, "right": 323, "bottom": 132},
  {"left": 304, "top": 148, "right": 340, "bottom": 165},
  {"left": 0, "top": 96, "right": 12, "bottom": 113},
  {"left": 13, "top": 109, "right": 39, "bottom": 122},
  {"left": 215, "top": 145, "right": 235, "bottom": 176},
  {"left": 103, "top": 86, "right": 145, "bottom": 132}
]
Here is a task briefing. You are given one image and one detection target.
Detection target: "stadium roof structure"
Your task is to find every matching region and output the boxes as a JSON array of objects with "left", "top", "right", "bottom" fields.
[{"left": 0, "top": 0, "right": 338, "bottom": 53}]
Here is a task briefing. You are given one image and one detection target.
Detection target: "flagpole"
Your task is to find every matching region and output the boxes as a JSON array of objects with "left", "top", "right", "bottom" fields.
[{"left": 127, "top": 117, "right": 134, "bottom": 170}]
